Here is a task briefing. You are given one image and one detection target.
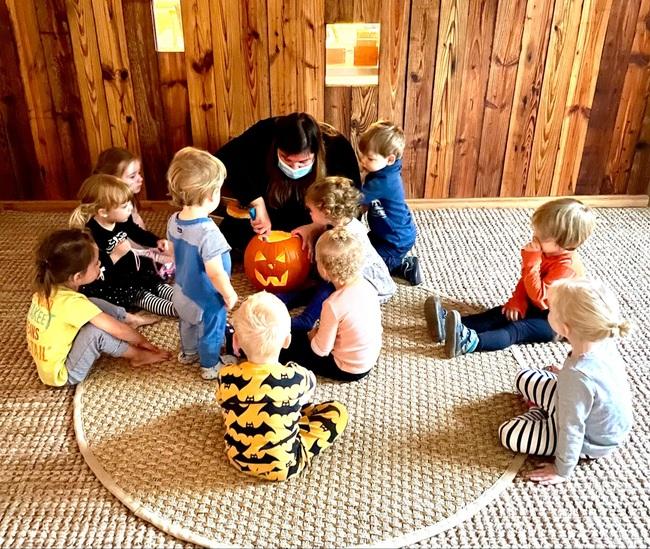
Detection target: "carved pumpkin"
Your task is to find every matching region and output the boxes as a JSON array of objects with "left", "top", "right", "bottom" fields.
[{"left": 244, "top": 231, "right": 310, "bottom": 293}]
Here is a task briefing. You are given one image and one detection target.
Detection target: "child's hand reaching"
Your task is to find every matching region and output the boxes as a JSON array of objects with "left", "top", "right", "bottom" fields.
[
  {"left": 524, "top": 462, "right": 566, "bottom": 485},
  {"left": 291, "top": 223, "right": 323, "bottom": 261}
]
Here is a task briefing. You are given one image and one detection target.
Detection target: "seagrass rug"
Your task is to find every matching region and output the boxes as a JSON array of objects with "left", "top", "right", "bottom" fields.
[{"left": 1, "top": 206, "right": 648, "bottom": 548}]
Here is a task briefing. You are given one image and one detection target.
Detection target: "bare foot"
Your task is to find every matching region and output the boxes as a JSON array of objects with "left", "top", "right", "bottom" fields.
[
  {"left": 129, "top": 348, "right": 169, "bottom": 366},
  {"left": 125, "top": 312, "right": 160, "bottom": 328}
]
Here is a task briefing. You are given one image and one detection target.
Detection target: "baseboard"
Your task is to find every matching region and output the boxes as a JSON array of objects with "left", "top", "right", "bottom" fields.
[{"left": 1, "top": 195, "right": 647, "bottom": 212}]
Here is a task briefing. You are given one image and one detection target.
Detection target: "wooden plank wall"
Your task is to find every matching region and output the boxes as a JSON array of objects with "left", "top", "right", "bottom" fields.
[{"left": 1, "top": 0, "right": 649, "bottom": 200}]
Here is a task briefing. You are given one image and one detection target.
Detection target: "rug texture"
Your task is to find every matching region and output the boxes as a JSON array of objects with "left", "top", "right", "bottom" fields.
[{"left": 0, "top": 207, "right": 648, "bottom": 548}]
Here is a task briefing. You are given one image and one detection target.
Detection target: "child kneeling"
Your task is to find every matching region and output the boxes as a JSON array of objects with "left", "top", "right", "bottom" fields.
[
  {"left": 499, "top": 278, "right": 633, "bottom": 484},
  {"left": 26, "top": 229, "right": 169, "bottom": 386},
  {"left": 216, "top": 292, "right": 348, "bottom": 481}
]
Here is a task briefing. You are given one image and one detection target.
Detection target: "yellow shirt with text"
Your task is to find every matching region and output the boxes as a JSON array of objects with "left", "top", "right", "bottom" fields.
[{"left": 26, "top": 287, "right": 101, "bottom": 386}]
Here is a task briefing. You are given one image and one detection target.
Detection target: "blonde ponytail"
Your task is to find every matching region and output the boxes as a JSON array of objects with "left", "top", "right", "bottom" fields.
[{"left": 69, "top": 203, "right": 95, "bottom": 228}]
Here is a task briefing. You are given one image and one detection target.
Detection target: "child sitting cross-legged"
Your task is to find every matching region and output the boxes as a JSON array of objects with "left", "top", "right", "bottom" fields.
[
  {"left": 216, "top": 291, "right": 349, "bottom": 481},
  {"left": 26, "top": 229, "right": 169, "bottom": 387},
  {"left": 499, "top": 278, "right": 633, "bottom": 484},
  {"left": 280, "top": 226, "right": 383, "bottom": 381},
  {"left": 424, "top": 198, "right": 595, "bottom": 358}
]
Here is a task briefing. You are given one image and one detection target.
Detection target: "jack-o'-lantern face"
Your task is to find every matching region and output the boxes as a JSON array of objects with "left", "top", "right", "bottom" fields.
[{"left": 244, "top": 231, "right": 311, "bottom": 293}]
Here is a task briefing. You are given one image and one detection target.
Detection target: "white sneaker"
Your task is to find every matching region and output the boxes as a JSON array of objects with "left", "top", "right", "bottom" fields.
[
  {"left": 200, "top": 363, "right": 222, "bottom": 380},
  {"left": 177, "top": 351, "right": 199, "bottom": 365},
  {"left": 220, "top": 354, "right": 238, "bottom": 365}
]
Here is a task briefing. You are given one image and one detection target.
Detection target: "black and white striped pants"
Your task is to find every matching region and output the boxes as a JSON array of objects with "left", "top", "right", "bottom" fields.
[
  {"left": 135, "top": 283, "right": 177, "bottom": 317},
  {"left": 499, "top": 368, "right": 558, "bottom": 456}
]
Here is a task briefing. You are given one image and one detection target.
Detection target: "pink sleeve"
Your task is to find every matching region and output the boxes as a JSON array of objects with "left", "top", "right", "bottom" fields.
[{"left": 310, "top": 301, "right": 338, "bottom": 357}]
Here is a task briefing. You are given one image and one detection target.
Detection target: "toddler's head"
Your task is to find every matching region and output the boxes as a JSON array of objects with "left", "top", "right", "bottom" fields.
[
  {"left": 69, "top": 174, "right": 133, "bottom": 228},
  {"left": 531, "top": 198, "right": 595, "bottom": 252},
  {"left": 358, "top": 121, "right": 405, "bottom": 173},
  {"left": 305, "top": 176, "right": 361, "bottom": 226},
  {"left": 231, "top": 292, "right": 291, "bottom": 363},
  {"left": 315, "top": 227, "right": 364, "bottom": 285},
  {"left": 94, "top": 147, "right": 143, "bottom": 194},
  {"left": 167, "top": 147, "right": 227, "bottom": 208},
  {"left": 34, "top": 229, "right": 99, "bottom": 305},
  {"left": 548, "top": 278, "right": 632, "bottom": 343}
]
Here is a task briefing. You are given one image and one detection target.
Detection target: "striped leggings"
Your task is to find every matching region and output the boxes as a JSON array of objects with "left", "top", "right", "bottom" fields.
[
  {"left": 499, "top": 368, "right": 558, "bottom": 456},
  {"left": 135, "top": 283, "right": 177, "bottom": 317}
]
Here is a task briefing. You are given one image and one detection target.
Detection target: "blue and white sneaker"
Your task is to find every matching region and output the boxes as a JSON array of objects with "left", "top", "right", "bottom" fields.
[
  {"left": 424, "top": 294, "right": 447, "bottom": 342},
  {"left": 444, "top": 310, "right": 479, "bottom": 358}
]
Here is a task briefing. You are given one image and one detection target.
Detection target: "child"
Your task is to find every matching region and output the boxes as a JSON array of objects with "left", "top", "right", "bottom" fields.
[
  {"left": 166, "top": 147, "right": 238, "bottom": 380},
  {"left": 285, "top": 176, "right": 395, "bottom": 331},
  {"left": 424, "top": 198, "right": 595, "bottom": 358},
  {"left": 26, "top": 229, "right": 169, "bottom": 386},
  {"left": 94, "top": 147, "right": 175, "bottom": 277},
  {"left": 94, "top": 147, "right": 146, "bottom": 228},
  {"left": 216, "top": 291, "right": 348, "bottom": 481},
  {"left": 280, "top": 227, "right": 383, "bottom": 381},
  {"left": 358, "top": 121, "right": 421, "bottom": 286},
  {"left": 69, "top": 175, "right": 177, "bottom": 317},
  {"left": 499, "top": 278, "right": 633, "bottom": 484}
]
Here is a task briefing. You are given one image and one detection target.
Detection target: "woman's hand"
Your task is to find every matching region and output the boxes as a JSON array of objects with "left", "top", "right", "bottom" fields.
[
  {"left": 250, "top": 198, "right": 271, "bottom": 236},
  {"left": 291, "top": 223, "right": 325, "bottom": 261},
  {"left": 502, "top": 304, "right": 521, "bottom": 321},
  {"left": 524, "top": 462, "right": 566, "bottom": 485}
]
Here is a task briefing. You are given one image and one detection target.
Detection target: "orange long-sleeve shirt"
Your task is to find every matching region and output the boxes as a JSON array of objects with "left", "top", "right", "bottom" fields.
[{"left": 504, "top": 248, "right": 585, "bottom": 317}]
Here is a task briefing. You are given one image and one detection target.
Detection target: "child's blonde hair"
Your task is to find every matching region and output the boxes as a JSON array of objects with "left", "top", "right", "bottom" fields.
[
  {"left": 167, "top": 147, "right": 227, "bottom": 207},
  {"left": 531, "top": 198, "right": 595, "bottom": 250},
  {"left": 93, "top": 147, "right": 138, "bottom": 179},
  {"left": 305, "top": 176, "right": 361, "bottom": 225},
  {"left": 231, "top": 292, "right": 290, "bottom": 362},
  {"left": 69, "top": 174, "right": 133, "bottom": 228},
  {"left": 358, "top": 121, "right": 406, "bottom": 159},
  {"left": 315, "top": 227, "right": 364, "bottom": 285},
  {"left": 548, "top": 278, "right": 632, "bottom": 341}
]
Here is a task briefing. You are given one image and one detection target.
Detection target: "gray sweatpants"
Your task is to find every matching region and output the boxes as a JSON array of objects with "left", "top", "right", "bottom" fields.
[{"left": 65, "top": 298, "right": 129, "bottom": 385}]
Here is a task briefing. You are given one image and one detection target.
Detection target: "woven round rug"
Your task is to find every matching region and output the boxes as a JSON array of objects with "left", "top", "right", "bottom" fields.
[{"left": 74, "top": 268, "right": 526, "bottom": 548}]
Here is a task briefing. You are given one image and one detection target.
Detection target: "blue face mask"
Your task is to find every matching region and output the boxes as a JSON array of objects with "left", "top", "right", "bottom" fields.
[{"left": 277, "top": 155, "right": 314, "bottom": 179}]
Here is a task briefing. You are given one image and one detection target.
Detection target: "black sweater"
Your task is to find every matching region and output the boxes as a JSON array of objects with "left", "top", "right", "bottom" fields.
[{"left": 215, "top": 117, "right": 361, "bottom": 230}]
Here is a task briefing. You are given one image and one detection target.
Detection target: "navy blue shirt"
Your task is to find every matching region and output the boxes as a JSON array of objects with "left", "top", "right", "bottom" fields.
[{"left": 361, "top": 159, "right": 416, "bottom": 251}]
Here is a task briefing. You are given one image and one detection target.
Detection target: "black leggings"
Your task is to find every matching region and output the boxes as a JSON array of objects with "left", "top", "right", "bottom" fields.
[{"left": 279, "top": 331, "right": 370, "bottom": 382}]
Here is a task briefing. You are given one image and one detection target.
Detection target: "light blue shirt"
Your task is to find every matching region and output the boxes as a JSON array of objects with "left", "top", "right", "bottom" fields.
[{"left": 556, "top": 340, "right": 633, "bottom": 477}]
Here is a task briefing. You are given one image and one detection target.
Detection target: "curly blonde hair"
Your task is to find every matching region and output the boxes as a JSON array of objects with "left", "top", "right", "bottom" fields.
[
  {"left": 167, "top": 147, "right": 227, "bottom": 207},
  {"left": 548, "top": 278, "right": 633, "bottom": 341},
  {"left": 315, "top": 227, "right": 363, "bottom": 285},
  {"left": 305, "top": 176, "right": 361, "bottom": 225},
  {"left": 531, "top": 198, "right": 595, "bottom": 250}
]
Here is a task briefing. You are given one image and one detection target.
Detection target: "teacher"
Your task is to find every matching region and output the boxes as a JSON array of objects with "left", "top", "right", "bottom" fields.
[{"left": 215, "top": 112, "right": 361, "bottom": 252}]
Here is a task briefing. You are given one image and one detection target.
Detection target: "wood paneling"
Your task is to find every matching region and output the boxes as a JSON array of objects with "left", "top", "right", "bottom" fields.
[
  {"left": 500, "top": 0, "right": 555, "bottom": 197},
  {"left": 0, "top": 0, "right": 41, "bottom": 199},
  {"left": 575, "top": 0, "right": 642, "bottom": 194},
  {"left": 449, "top": 0, "right": 497, "bottom": 198},
  {"left": 425, "top": 0, "right": 469, "bottom": 198},
  {"left": 2, "top": 0, "right": 650, "bottom": 200},
  {"left": 403, "top": 0, "right": 439, "bottom": 198},
  {"left": 474, "top": 0, "right": 527, "bottom": 197}
]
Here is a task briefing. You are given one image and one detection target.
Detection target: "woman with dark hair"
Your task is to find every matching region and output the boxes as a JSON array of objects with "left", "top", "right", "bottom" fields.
[{"left": 214, "top": 112, "right": 361, "bottom": 253}]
